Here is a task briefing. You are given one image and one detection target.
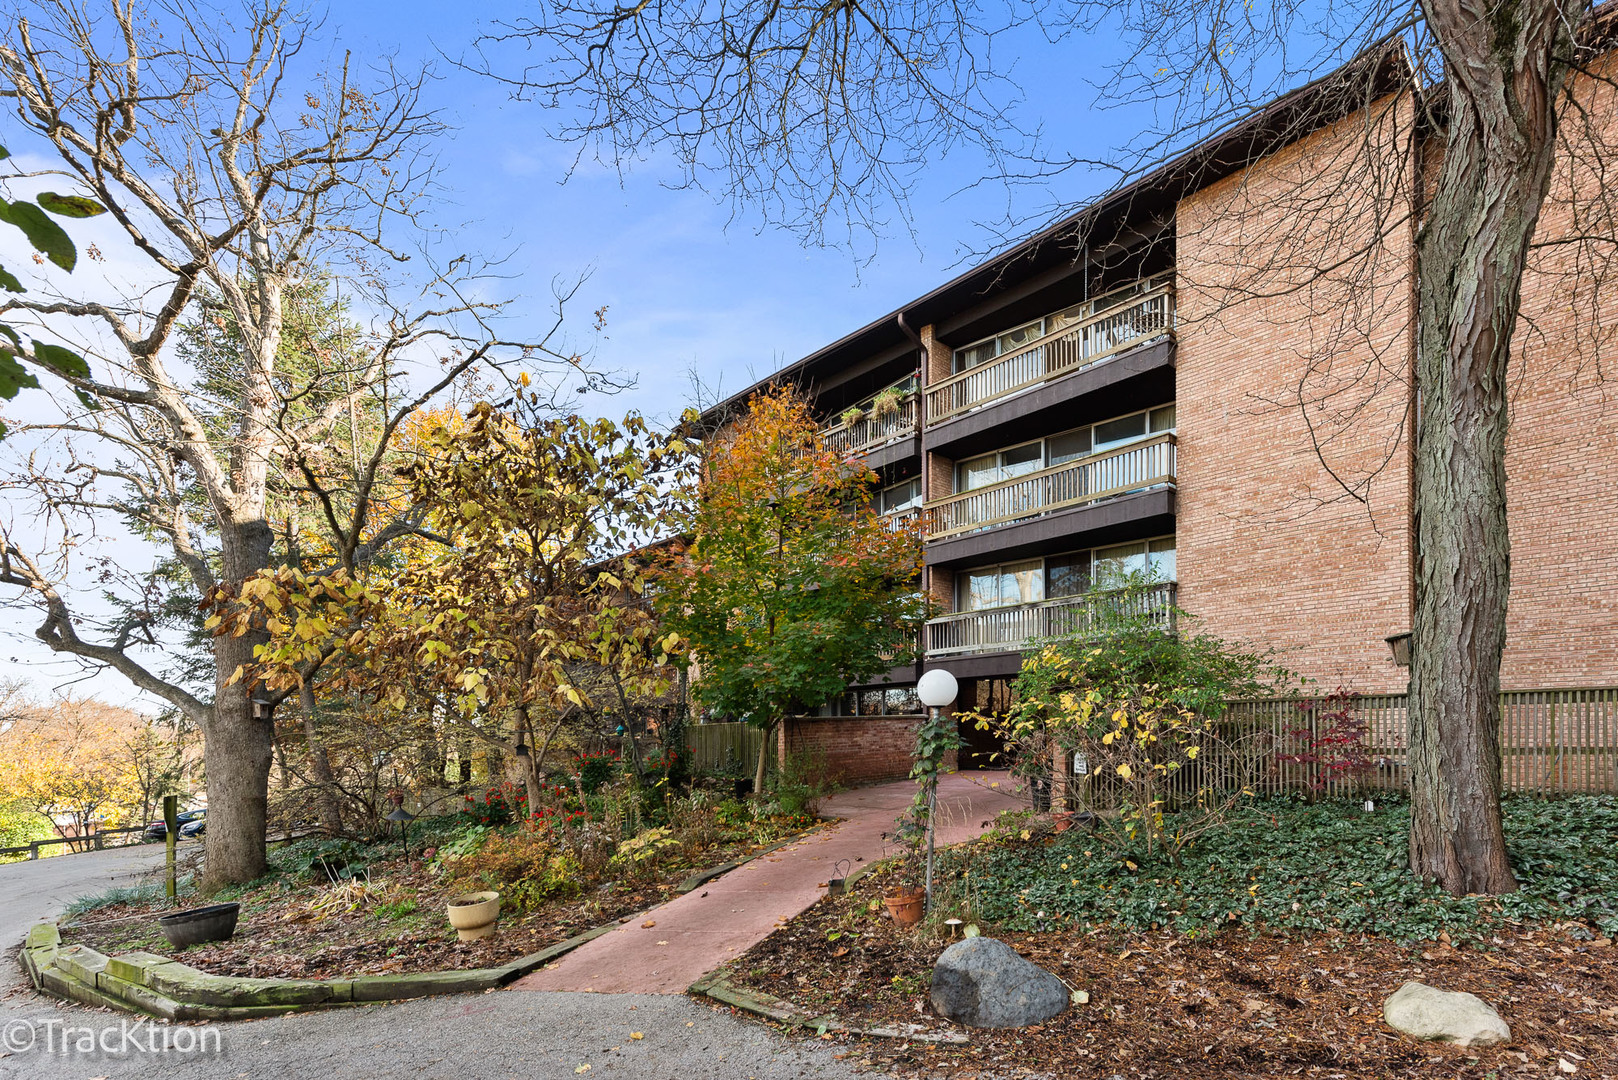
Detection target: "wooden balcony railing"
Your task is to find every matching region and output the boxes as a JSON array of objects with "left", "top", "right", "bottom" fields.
[
  {"left": 925, "top": 283, "right": 1175, "bottom": 424},
  {"left": 924, "top": 583, "right": 1177, "bottom": 658},
  {"left": 922, "top": 433, "right": 1176, "bottom": 541},
  {"left": 821, "top": 394, "right": 918, "bottom": 457}
]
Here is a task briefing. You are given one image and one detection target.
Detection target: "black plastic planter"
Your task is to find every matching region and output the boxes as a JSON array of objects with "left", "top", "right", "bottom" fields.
[{"left": 157, "top": 903, "right": 240, "bottom": 948}]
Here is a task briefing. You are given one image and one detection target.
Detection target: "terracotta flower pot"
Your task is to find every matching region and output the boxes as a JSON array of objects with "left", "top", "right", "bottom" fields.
[
  {"left": 883, "top": 887, "right": 925, "bottom": 927},
  {"left": 446, "top": 890, "right": 501, "bottom": 941}
]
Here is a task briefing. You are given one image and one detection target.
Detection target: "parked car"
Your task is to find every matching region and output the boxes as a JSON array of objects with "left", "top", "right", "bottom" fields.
[
  {"left": 177, "top": 813, "right": 205, "bottom": 840},
  {"left": 143, "top": 809, "right": 204, "bottom": 841}
]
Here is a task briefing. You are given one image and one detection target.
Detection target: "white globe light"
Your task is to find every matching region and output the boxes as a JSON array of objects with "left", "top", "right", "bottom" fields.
[{"left": 916, "top": 668, "right": 959, "bottom": 709}]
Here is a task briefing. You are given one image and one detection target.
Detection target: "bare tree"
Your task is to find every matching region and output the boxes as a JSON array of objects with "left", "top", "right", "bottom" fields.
[
  {"left": 473, "top": 0, "right": 1617, "bottom": 893},
  {"left": 0, "top": 1, "right": 598, "bottom": 885}
]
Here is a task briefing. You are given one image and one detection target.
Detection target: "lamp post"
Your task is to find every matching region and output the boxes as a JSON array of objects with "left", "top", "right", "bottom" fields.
[
  {"left": 385, "top": 793, "right": 416, "bottom": 861},
  {"left": 915, "top": 668, "right": 959, "bottom": 914}
]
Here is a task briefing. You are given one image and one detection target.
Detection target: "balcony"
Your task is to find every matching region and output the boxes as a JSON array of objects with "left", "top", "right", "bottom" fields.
[
  {"left": 922, "top": 434, "right": 1176, "bottom": 542},
  {"left": 925, "top": 283, "right": 1175, "bottom": 424},
  {"left": 820, "top": 392, "right": 918, "bottom": 458},
  {"left": 924, "top": 582, "right": 1177, "bottom": 658}
]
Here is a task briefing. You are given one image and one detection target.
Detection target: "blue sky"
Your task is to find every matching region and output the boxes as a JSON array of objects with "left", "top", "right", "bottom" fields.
[{"left": 324, "top": 1, "right": 1153, "bottom": 427}]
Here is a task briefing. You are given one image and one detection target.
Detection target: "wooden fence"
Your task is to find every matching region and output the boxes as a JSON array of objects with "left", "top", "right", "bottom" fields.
[
  {"left": 0, "top": 825, "right": 148, "bottom": 862},
  {"left": 1220, "top": 688, "right": 1618, "bottom": 798},
  {"left": 685, "top": 722, "right": 765, "bottom": 775}
]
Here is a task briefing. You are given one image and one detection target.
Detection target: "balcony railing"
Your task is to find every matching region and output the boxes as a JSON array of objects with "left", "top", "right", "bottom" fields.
[
  {"left": 924, "top": 583, "right": 1178, "bottom": 658},
  {"left": 925, "top": 283, "right": 1175, "bottom": 424},
  {"left": 821, "top": 394, "right": 918, "bottom": 457},
  {"left": 922, "top": 433, "right": 1176, "bottom": 541}
]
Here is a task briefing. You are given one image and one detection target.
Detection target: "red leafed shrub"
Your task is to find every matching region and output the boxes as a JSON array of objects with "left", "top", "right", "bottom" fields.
[{"left": 1275, "top": 688, "right": 1375, "bottom": 798}]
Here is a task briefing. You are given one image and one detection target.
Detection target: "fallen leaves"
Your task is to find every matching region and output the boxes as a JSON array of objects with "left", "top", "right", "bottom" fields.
[{"left": 725, "top": 861, "right": 1618, "bottom": 1080}]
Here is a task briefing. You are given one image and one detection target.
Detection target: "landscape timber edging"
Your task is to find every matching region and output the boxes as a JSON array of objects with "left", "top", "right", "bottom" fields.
[
  {"left": 688, "top": 968, "right": 968, "bottom": 1044},
  {"left": 18, "top": 918, "right": 616, "bottom": 1021}
]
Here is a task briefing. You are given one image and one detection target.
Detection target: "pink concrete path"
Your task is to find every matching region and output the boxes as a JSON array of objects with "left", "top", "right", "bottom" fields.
[{"left": 511, "top": 770, "right": 1027, "bottom": 995}]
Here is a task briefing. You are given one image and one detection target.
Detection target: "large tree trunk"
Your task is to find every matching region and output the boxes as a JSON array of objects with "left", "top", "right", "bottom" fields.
[
  {"left": 299, "top": 683, "right": 344, "bottom": 838},
  {"left": 1408, "top": 0, "right": 1577, "bottom": 895},
  {"left": 201, "top": 519, "right": 277, "bottom": 888},
  {"left": 204, "top": 632, "right": 273, "bottom": 887}
]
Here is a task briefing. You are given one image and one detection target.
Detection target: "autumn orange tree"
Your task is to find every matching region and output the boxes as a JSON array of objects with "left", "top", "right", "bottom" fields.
[
  {"left": 233, "top": 400, "right": 693, "bottom": 810},
  {"left": 0, "top": 697, "right": 156, "bottom": 843},
  {"left": 660, "top": 387, "right": 925, "bottom": 794}
]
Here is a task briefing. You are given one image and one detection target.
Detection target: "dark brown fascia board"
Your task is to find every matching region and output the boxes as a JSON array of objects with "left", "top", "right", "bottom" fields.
[{"left": 697, "top": 37, "right": 1414, "bottom": 431}]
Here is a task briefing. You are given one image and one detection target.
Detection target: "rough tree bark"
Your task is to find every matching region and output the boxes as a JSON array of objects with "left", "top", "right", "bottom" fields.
[{"left": 1408, "top": 0, "right": 1580, "bottom": 895}]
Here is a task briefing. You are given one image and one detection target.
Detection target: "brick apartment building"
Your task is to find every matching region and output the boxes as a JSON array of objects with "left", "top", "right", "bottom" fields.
[{"left": 696, "top": 41, "right": 1618, "bottom": 786}]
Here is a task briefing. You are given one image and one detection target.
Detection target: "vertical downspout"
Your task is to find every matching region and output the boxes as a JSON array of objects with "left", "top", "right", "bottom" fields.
[{"left": 897, "top": 311, "right": 927, "bottom": 683}]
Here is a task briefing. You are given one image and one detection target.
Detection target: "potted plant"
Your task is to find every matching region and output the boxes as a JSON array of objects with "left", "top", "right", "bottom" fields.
[
  {"left": 871, "top": 387, "right": 904, "bottom": 419},
  {"left": 882, "top": 823, "right": 927, "bottom": 927},
  {"left": 839, "top": 405, "right": 865, "bottom": 428},
  {"left": 446, "top": 890, "right": 501, "bottom": 941}
]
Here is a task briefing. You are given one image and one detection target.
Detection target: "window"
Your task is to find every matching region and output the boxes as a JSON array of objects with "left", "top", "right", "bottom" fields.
[
  {"left": 1093, "top": 541, "right": 1148, "bottom": 588},
  {"left": 878, "top": 477, "right": 921, "bottom": 515},
  {"left": 949, "top": 274, "right": 1174, "bottom": 374},
  {"left": 953, "top": 319, "right": 1044, "bottom": 373},
  {"left": 1149, "top": 537, "right": 1176, "bottom": 581},
  {"left": 959, "top": 559, "right": 1044, "bottom": 610},
  {"left": 1046, "top": 551, "right": 1091, "bottom": 598},
  {"left": 953, "top": 535, "right": 1176, "bottom": 613},
  {"left": 956, "top": 440, "right": 1043, "bottom": 492},
  {"left": 887, "top": 686, "right": 922, "bottom": 714},
  {"left": 952, "top": 405, "right": 1175, "bottom": 495},
  {"left": 814, "top": 686, "right": 922, "bottom": 716},
  {"left": 1047, "top": 429, "right": 1092, "bottom": 465},
  {"left": 1094, "top": 413, "right": 1147, "bottom": 449}
]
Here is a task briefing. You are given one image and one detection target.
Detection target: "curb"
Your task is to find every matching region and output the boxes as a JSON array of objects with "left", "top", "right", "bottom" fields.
[
  {"left": 19, "top": 918, "right": 616, "bottom": 1021},
  {"left": 688, "top": 968, "right": 967, "bottom": 1044}
]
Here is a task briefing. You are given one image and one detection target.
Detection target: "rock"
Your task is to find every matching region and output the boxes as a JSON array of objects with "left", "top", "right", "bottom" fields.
[
  {"left": 930, "top": 936, "right": 1068, "bottom": 1029},
  {"left": 1383, "top": 981, "right": 1511, "bottom": 1048}
]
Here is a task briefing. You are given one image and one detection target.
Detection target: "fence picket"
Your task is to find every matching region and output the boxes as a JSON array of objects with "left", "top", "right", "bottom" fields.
[{"left": 1221, "top": 688, "right": 1618, "bottom": 797}]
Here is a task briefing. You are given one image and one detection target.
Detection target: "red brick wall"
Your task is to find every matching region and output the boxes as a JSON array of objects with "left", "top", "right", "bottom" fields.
[
  {"left": 780, "top": 716, "right": 953, "bottom": 786},
  {"left": 920, "top": 323, "right": 953, "bottom": 385},
  {"left": 1499, "top": 56, "right": 1618, "bottom": 688},
  {"left": 926, "top": 450, "right": 953, "bottom": 502},
  {"left": 1174, "top": 94, "right": 1417, "bottom": 694}
]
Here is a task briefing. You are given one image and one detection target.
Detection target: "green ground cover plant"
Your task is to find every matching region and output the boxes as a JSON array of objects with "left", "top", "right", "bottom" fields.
[{"left": 961, "top": 794, "right": 1618, "bottom": 942}]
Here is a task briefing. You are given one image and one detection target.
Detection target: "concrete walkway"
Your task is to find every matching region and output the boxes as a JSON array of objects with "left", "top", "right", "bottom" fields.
[{"left": 512, "top": 770, "right": 1027, "bottom": 995}]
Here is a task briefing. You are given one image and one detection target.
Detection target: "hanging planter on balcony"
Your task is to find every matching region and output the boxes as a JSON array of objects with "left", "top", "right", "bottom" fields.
[
  {"left": 839, "top": 406, "right": 866, "bottom": 428},
  {"left": 871, "top": 388, "right": 904, "bottom": 419}
]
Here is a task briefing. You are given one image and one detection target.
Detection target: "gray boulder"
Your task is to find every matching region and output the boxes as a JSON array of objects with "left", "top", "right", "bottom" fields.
[
  {"left": 1383, "top": 981, "right": 1511, "bottom": 1048},
  {"left": 930, "top": 936, "right": 1068, "bottom": 1029}
]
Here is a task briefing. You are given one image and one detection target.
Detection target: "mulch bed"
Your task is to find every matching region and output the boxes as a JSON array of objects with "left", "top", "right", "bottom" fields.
[
  {"left": 62, "top": 834, "right": 789, "bottom": 980},
  {"left": 727, "top": 865, "right": 1618, "bottom": 1079}
]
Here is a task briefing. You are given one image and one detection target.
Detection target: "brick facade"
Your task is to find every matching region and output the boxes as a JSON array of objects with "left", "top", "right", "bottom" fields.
[
  {"left": 1175, "top": 95, "right": 1417, "bottom": 694},
  {"left": 1497, "top": 57, "right": 1618, "bottom": 688},
  {"left": 779, "top": 715, "right": 956, "bottom": 786}
]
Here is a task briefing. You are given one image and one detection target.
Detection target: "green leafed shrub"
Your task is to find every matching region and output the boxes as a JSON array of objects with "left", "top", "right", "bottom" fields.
[
  {"left": 442, "top": 827, "right": 581, "bottom": 912},
  {"left": 962, "top": 794, "right": 1618, "bottom": 942}
]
